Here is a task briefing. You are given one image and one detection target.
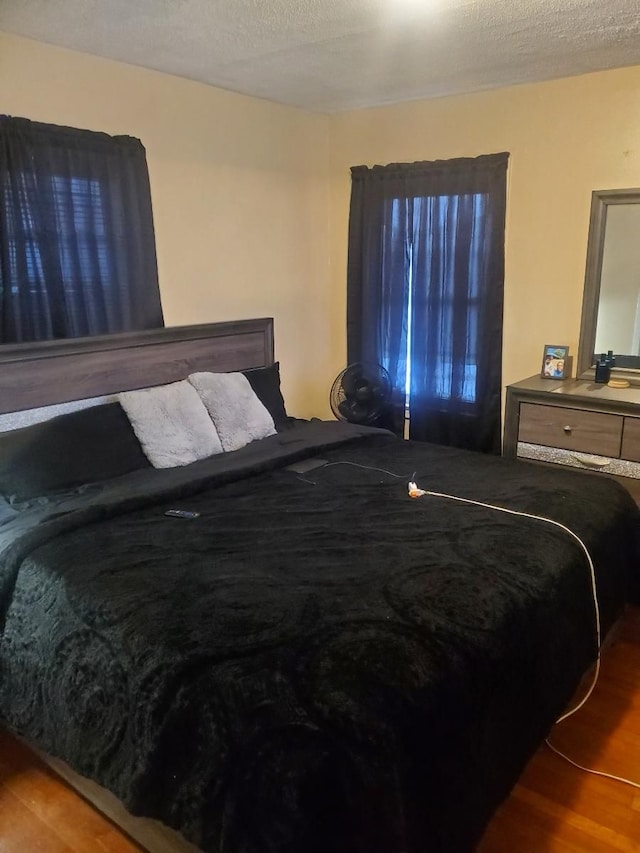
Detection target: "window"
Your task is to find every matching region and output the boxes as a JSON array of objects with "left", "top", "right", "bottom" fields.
[
  {"left": 347, "top": 153, "right": 508, "bottom": 453},
  {"left": 389, "top": 193, "right": 486, "bottom": 406},
  {"left": 0, "top": 115, "right": 163, "bottom": 344}
]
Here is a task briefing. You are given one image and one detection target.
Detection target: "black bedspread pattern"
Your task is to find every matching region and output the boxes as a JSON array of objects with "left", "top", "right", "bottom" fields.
[{"left": 1, "top": 423, "right": 638, "bottom": 852}]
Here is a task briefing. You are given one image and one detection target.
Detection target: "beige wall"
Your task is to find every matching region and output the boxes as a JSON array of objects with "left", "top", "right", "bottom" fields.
[
  {"left": 0, "top": 32, "right": 331, "bottom": 417},
  {"left": 329, "top": 66, "right": 640, "bottom": 393},
  {"left": 4, "top": 28, "right": 640, "bottom": 421}
]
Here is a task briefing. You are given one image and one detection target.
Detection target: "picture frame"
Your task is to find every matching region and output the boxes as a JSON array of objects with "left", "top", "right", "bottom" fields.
[{"left": 541, "top": 344, "right": 570, "bottom": 379}]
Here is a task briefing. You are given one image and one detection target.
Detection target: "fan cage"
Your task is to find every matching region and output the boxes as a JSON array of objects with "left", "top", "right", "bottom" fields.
[{"left": 330, "top": 362, "right": 392, "bottom": 425}]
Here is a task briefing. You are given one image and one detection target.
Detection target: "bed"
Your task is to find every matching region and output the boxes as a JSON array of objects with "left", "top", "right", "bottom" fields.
[{"left": 0, "top": 318, "right": 639, "bottom": 853}]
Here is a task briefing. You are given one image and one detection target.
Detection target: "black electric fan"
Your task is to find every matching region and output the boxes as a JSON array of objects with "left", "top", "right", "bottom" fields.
[{"left": 330, "top": 363, "right": 392, "bottom": 426}]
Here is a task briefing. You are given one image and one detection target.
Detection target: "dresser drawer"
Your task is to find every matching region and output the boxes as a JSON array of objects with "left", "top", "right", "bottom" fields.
[
  {"left": 518, "top": 403, "right": 623, "bottom": 456},
  {"left": 621, "top": 417, "right": 640, "bottom": 462}
]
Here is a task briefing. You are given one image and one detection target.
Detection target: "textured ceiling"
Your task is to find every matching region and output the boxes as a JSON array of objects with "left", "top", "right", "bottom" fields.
[{"left": 2, "top": 0, "right": 640, "bottom": 112}]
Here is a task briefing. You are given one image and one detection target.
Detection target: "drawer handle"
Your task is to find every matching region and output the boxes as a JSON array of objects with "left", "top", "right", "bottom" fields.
[{"left": 563, "top": 425, "right": 572, "bottom": 433}]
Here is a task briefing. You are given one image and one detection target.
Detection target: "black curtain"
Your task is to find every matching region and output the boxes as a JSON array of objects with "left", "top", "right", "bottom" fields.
[
  {"left": 0, "top": 116, "right": 163, "bottom": 343},
  {"left": 347, "top": 153, "right": 508, "bottom": 454}
]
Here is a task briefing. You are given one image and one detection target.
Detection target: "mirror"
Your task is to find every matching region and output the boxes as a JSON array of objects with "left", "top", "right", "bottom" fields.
[{"left": 578, "top": 188, "right": 640, "bottom": 378}]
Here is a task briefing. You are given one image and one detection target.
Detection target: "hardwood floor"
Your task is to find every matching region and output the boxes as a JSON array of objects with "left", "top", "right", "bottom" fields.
[
  {"left": 0, "top": 731, "right": 141, "bottom": 852},
  {"left": 479, "top": 606, "right": 640, "bottom": 853},
  {"left": 2, "top": 609, "right": 640, "bottom": 852}
]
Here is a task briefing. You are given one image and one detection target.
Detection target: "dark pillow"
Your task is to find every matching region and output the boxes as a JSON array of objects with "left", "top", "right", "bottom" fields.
[
  {"left": 0, "top": 402, "right": 151, "bottom": 501},
  {"left": 242, "top": 362, "right": 289, "bottom": 431}
]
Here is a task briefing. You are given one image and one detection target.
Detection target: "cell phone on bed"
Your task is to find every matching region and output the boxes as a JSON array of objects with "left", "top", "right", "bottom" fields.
[{"left": 164, "top": 509, "right": 200, "bottom": 519}]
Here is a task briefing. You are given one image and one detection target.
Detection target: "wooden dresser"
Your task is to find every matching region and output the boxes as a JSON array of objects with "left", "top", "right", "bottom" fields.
[{"left": 503, "top": 375, "right": 640, "bottom": 480}]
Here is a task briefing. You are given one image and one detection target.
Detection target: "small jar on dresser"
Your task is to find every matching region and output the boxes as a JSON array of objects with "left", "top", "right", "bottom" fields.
[{"left": 503, "top": 375, "right": 640, "bottom": 480}]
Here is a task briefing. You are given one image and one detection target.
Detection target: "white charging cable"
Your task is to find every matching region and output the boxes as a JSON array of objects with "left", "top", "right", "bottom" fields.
[
  {"left": 421, "top": 488, "right": 602, "bottom": 721},
  {"left": 299, "top": 458, "right": 638, "bottom": 785},
  {"left": 420, "top": 485, "right": 640, "bottom": 791}
]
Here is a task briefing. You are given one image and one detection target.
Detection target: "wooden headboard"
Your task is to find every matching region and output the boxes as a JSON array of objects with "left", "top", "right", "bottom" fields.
[{"left": 0, "top": 318, "right": 274, "bottom": 415}]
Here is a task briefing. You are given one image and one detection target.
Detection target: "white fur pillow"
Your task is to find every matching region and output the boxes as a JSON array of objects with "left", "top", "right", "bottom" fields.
[
  {"left": 119, "top": 380, "right": 223, "bottom": 468},
  {"left": 188, "top": 372, "right": 276, "bottom": 452}
]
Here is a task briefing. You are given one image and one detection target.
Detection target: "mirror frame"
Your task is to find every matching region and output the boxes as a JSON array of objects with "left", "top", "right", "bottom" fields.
[{"left": 578, "top": 187, "right": 640, "bottom": 379}]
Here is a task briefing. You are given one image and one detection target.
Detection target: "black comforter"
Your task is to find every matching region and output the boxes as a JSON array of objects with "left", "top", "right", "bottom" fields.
[{"left": 1, "top": 422, "right": 639, "bottom": 853}]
